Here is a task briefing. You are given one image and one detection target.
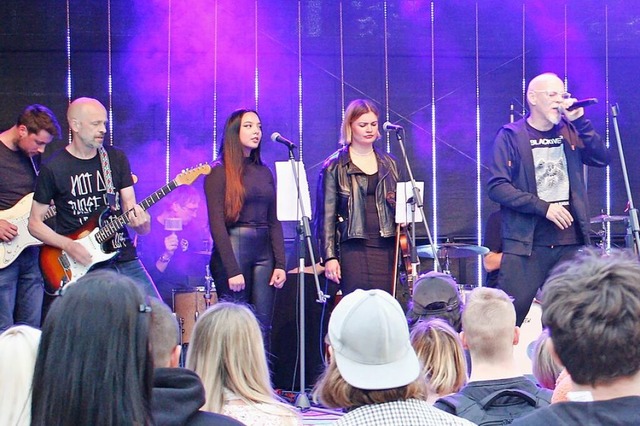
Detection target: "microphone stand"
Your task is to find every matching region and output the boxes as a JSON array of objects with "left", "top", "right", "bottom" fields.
[
  {"left": 610, "top": 104, "right": 640, "bottom": 255},
  {"left": 285, "top": 145, "right": 328, "bottom": 410},
  {"left": 406, "top": 196, "right": 419, "bottom": 283},
  {"left": 390, "top": 128, "right": 442, "bottom": 271}
]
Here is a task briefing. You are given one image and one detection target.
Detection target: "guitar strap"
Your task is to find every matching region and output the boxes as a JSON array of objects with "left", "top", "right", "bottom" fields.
[{"left": 98, "top": 146, "right": 118, "bottom": 210}]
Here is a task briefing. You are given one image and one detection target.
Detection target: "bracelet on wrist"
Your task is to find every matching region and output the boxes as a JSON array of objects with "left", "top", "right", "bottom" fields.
[{"left": 159, "top": 254, "right": 172, "bottom": 263}]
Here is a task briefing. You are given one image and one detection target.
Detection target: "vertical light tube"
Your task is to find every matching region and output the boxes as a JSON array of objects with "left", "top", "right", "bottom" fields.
[
  {"left": 383, "top": 1, "right": 390, "bottom": 153},
  {"left": 430, "top": 1, "right": 438, "bottom": 252},
  {"left": 475, "top": 3, "right": 483, "bottom": 285}
]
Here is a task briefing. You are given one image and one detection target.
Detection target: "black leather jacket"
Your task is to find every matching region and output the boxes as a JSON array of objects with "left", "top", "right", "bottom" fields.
[{"left": 315, "top": 146, "right": 399, "bottom": 263}]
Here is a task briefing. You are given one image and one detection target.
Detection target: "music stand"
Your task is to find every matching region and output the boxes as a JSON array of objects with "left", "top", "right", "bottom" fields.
[{"left": 275, "top": 155, "right": 328, "bottom": 410}]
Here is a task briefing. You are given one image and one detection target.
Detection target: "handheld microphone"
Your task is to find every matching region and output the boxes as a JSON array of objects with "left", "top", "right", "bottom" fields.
[
  {"left": 382, "top": 122, "right": 403, "bottom": 132},
  {"left": 566, "top": 98, "right": 598, "bottom": 111},
  {"left": 270, "top": 132, "right": 297, "bottom": 149}
]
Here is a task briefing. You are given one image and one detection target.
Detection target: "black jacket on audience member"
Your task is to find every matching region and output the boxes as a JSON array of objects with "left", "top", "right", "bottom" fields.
[{"left": 152, "top": 368, "right": 244, "bottom": 426}]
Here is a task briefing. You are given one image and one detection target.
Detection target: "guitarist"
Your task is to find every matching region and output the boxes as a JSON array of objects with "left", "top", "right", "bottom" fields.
[
  {"left": 0, "top": 104, "right": 61, "bottom": 331},
  {"left": 28, "top": 97, "right": 160, "bottom": 298}
]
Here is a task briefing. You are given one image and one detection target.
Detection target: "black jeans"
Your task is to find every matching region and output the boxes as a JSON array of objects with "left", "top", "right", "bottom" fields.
[{"left": 498, "top": 244, "right": 581, "bottom": 326}]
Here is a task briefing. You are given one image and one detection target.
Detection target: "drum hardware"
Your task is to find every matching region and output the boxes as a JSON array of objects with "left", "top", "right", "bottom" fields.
[
  {"left": 172, "top": 265, "right": 218, "bottom": 348},
  {"left": 590, "top": 212, "right": 627, "bottom": 255},
  {"left": 204, "top": 265, "right": 215, "bottom": 309},
  {"left": 416, "top": 242, "right": 490, "bottom": 275},
  {"left": 589, "top": 214, "right": 627, "bottom": 224}
]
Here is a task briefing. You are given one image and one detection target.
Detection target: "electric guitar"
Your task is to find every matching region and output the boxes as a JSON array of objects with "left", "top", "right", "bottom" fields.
[
  {"left": 0, "top": 193, "right": 56, "bottom": 269},
  {"left": 39, "top": 163, "right": 211, "bottom": 294}
]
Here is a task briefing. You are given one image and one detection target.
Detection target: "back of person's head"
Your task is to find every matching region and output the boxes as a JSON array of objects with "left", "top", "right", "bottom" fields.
[
  {"left": 531, "top": 328, "right": 562, "bottom": 390},
  {"left": 186, "top": 302, "right": 276, "bottom": 413},
  {"left": 407, "top": 272, "right": 463, "bottom": 331},
  {"left": 313, "top": 289, "right": 424, "bottom": 409},
  {"left": 410, "top": 318, "right": 467, "bottom": 398},
  {"left": 462, "top": 287, "right": 516, "bottom": 362},
  {"left": 542, "top": 248, "right": 640, "bottom": 386},
  {"left": 148, "top": 298, "right": 180, "bottom": 368},
  {"left": 0, "top": 325, "right": 41, "bottom": 426},
  {"left": 17, "top": 104, "right": 61, "bottom": 138},
  {"left": 31, "top": 270, "right": 153, "bottom": 425}
]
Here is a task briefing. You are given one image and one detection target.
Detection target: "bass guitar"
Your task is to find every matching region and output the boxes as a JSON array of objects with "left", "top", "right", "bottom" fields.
[
  {"left": 39, "top": 163, "right": 211, "bottom": 294},
  {"left": 0, "top": 193, "right": 56, "bottom": 269}
]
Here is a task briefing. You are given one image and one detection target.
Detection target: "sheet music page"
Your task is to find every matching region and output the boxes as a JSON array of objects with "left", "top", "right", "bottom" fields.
[
  {"left": 395, "top": 181, "right": 424, "bottom": 223},
  {"left": 275, "top": 161, "right": 312, "bottom": 222}
]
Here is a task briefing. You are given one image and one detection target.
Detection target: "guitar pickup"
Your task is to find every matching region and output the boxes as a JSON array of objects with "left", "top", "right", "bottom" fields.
[{"left": 58, "top": 253, "right": 71, "bottom": 269}]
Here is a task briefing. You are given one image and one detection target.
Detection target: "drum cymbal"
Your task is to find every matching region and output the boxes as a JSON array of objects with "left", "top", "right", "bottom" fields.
[
  {"left": 589, "top": 214, "right": 627, "bottom": 224},
  {"left": 417, "top": 243, "right": 490, "bottom": 258}
]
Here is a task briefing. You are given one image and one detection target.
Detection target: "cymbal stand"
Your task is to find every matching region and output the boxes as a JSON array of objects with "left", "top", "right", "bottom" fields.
[
  {"left": 611, "top": 104, "right": 640, "bottom": 255},
  {"left": 389, "top": 128, "right": 441, "bottom": 271},
  {"left": 596, "top": 225, "right": 608, "bottom": 256},
  {"left": 204, "top": 265, "right": 215, "bottom": 308}
]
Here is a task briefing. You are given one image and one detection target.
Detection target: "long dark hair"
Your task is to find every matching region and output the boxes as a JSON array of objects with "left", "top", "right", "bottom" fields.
[
  {"left": 31, "top": 270, "right": 154, "bottom": 425},
  {"left": 219, "top": 108, "right": 263, "bottom": 224}
]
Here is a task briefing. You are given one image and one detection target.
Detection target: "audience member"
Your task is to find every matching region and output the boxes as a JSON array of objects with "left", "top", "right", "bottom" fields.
[
  {"left": 513, "top": 249, "right": 640, "bottom": 425},
  {"left": 31, "top": 270, "right": 154, "bottom": 425},
  {"left": 410, "top": 318, "right": 468, "bottom": 404},
  {"left": 0, "top": 325, "right": 41, "bottom": 426},
  {"left": 148, "top": 298, "right": 243, "bottom": 426},
  {"left": 406, "top": 272, "right": 463, "bottom": 331},
  {"left": 531, "top": 328, "right": 562, "bottom": 390},
  {"left": 187, "top": 302, "right": 301, "bottom": 426},
  {"left": 314, "top": 289, "right": 473, "bottom": 425},
  {"left": 434, "top": 287, "right": 551, "bottom": 424}
]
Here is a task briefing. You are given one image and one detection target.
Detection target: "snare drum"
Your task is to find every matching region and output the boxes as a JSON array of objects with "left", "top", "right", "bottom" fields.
[{"left": 172, "top": 286, "right": 218, "bottom": 344}]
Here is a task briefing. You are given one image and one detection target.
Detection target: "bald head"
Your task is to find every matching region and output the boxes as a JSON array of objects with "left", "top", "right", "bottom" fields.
[
  {"left": 527, "top": 73, "right": 564, "bottom": 103},
  {"left": 67, "top": 97, "right": 108, "bottom": 149},
  {"left": 526, "top": 72, "right": 566, "bottom": 128},
  {"left": 67, "top": 97, "right": 106, "bottom": 124}
]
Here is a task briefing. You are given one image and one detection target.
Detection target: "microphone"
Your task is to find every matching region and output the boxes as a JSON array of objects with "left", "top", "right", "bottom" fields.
[
  {"left": 566, "top": 98, "right": 598, "bottom": 111},
  {"left": 270, "top": 132, "right": 296, "bottom": 149},
  {"left": 382, "top": 122, "right": 403, "bottom": 132}
]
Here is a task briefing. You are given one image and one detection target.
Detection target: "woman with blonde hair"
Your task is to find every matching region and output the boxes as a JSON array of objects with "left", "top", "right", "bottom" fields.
[
  {"left": 531, "top": 328, "right": 562, "bottom": 390},
  {"left": 186, "top": 302, "right": 301, "bottom": 425},
  {"left": 315, "top": 99, "right": 400, "bottom": 296},
  {"left": 0, "top": 325, "right": 41, "bottom": 426},
  {"left": 410, "top": 318, "right": 468, "bottom": 404}
]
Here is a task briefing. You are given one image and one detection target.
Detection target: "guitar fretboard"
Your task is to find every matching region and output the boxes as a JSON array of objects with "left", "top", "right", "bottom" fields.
[{"left": 95, "top": 181, "right": 179, "bottom": 244}]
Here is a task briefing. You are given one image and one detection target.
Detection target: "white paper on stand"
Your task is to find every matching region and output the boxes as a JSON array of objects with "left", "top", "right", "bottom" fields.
[
  {"left": 275, "top": 161, "right": 312, "bottom": 222},
  {"left": 395, "top": 181, "right": 424, "bottom": 224}
]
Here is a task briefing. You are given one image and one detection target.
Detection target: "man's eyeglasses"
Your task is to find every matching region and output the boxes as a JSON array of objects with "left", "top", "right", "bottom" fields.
[{"left": 533, "top": 90, "right": 572, "bottom": 100}]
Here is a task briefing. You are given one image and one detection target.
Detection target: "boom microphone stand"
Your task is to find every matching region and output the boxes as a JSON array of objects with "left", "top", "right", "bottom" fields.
[
  {"left": 610, "top": 104, "right": 640, "bottom": 255},
  {"left": 387, "top": 127, "right": 442, "bottom": 271},
  {"left": 283, "top": 144, "right": 328, "bottom": 410}
]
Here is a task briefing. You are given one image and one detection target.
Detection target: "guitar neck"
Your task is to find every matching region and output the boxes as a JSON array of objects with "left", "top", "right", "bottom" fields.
[{"left": 95, "top": 180, "right": 179, "bottom": 244}]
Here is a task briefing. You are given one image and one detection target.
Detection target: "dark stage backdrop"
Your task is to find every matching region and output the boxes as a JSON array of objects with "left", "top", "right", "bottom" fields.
[{"left": 1, "top": 0, "right": 638, "bottom": 285}]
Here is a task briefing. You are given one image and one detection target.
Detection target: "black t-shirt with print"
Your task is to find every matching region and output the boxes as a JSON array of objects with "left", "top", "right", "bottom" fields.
[
  {"left": 34, "top": 147, "right": 138, "bottom": 261},
  {"left": 526, "top": 122, "right": 581, "bottom": 246}
]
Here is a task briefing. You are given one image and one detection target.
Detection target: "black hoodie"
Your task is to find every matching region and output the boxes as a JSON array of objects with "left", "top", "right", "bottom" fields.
[{"left": 152, "top": 368, "right": 245, "bottom": 426}]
